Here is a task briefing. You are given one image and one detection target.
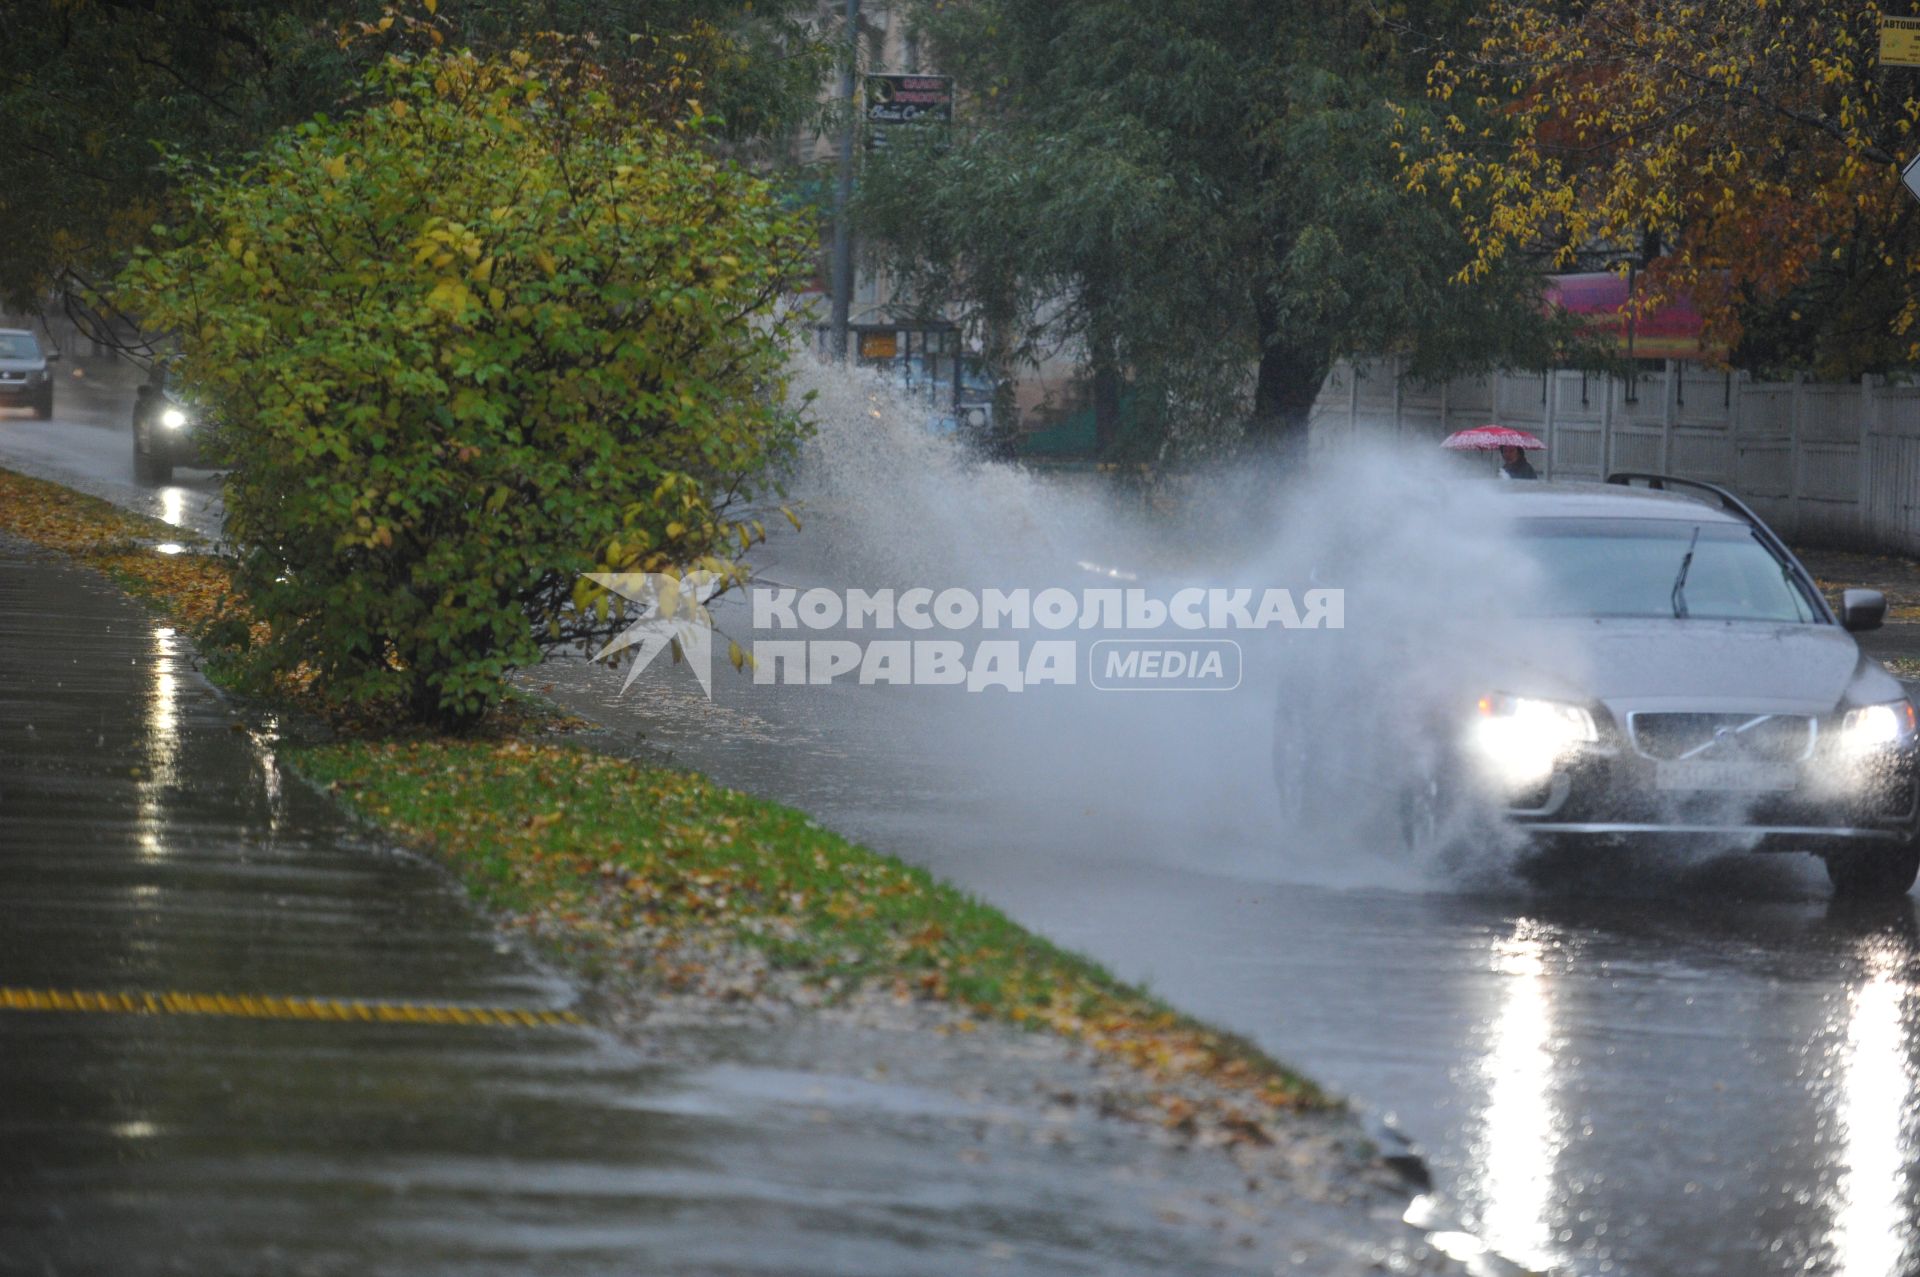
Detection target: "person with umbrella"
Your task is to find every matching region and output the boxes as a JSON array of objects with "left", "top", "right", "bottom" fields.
[
  {"left": 1497, "top": 444, "right": 1538, "bottom": 480},
  {"left": 1442, "top": 424, "right": 1545, "bottom": 480}
]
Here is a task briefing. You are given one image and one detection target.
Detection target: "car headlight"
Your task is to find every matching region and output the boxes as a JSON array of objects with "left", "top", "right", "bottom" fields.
[
  {"left": 1838, "top": 700, "right": 1917, "bottom": 755},
  {"left": 1468, "top": 693, "right": 1598, "bottom": 788},
  {"left": 159, "top": 407, "right": 189, "bottom": 430}
]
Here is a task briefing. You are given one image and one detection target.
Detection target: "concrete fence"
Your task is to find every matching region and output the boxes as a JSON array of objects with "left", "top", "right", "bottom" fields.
[{"left": 1310, "top": 358, "right": 1920, "bottom": 552}]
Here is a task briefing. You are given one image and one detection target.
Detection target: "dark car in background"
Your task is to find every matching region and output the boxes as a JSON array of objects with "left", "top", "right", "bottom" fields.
[
  {"left": 1424, "top": 475, "right": 1919, "bottom": 896},
  {"left": 0, "top": 329, "right": 59, "bottom": 419},
  {"left": 131, "top": 364, "right": 207, "bottom": 484}
]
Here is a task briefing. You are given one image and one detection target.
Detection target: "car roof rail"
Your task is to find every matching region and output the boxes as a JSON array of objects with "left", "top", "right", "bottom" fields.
[
  {"left": 1604, "top": 470, "right": 1759, "bottom": 519},
  {"left": 1604, "top": 471, "right": 1835, "bottom": 623}
]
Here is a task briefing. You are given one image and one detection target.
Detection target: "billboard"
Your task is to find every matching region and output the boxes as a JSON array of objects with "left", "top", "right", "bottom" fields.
[{"left": 865, "top": 75, "right": 953, "bottom": 148}]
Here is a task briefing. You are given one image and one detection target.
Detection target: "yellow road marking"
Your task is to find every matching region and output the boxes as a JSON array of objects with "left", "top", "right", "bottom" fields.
[{"left": 0, "top": 986, "right": 583, "bottom": 1028}]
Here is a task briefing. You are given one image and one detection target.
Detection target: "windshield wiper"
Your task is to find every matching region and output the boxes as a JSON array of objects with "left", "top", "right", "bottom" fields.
[{"left": 1670, "top": 524, "right": 1701, "bottom": 619}]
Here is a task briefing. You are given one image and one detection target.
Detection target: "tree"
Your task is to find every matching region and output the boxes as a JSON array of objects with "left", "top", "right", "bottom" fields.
[
  {"left": 1400, "top": 0, "right": 1920, "bottom": 377},
  {"left": 0, "top": 0, "right": 348, "bottom": 313},
  {"left": 855, "top": 0, "right": 1555, "bottom": 456},
  {"left": 116, "top": 48, "right": 814, "bottom": 727},
  {"left": 1, "top": 0, "right": 826, "bottom": 321}
]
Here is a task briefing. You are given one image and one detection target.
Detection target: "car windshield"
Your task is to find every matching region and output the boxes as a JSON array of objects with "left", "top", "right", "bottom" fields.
[
  {"left": 0, "top": 333, "right": 41, "bottom": 359},
  {"left": 1515, "top": 517, "right": 1820, "bottom": 623}
]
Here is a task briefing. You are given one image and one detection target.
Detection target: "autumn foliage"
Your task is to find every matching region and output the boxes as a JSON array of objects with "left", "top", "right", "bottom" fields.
[{"left": 1399, "top": 0, "right": 1920, "bottom": 374}]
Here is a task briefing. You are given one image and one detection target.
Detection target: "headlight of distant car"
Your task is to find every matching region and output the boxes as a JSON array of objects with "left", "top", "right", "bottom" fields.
[
  {"left": 1837, "top": 700, "right": 1918, "bottom": 756},
  {"left": 1468, "top": 693, "right": 1599, "bottom": 788},
  {"left": 160, "top": 407, "right": 189, "bottom": 430}
]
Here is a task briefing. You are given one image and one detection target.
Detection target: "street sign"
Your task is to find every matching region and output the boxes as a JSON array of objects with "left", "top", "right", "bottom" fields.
[
  {"left": 865, "top": 74, "right": 953, "bottom": 149},
  {"left": 1883, "top": 15, "right": 1920, "bottom": 66}
]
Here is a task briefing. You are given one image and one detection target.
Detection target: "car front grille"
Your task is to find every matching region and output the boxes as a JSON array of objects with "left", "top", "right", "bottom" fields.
[{"left": 1628, "top": 712, "right": 1817, "bottom": 762}]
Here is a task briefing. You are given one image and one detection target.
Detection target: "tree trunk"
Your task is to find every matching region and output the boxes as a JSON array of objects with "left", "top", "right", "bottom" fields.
[
  {"left": 1091, "top": 348, "right": 1123, "bottom": 456},
  {"left": 1247, "top": 296, "right": 1326, "bottom": 464},
  {"left": 1084, "top": 276, "right": 1124, "bottom": 456}
]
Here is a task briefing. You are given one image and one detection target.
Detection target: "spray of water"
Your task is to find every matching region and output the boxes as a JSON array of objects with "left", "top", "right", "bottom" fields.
[{"left": 740, "top": 356, "right": 1575, "bottom": 891}]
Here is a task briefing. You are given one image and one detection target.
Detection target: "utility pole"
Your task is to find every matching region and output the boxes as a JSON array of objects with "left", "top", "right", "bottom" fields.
[{"left": 828, "top": 0, "right": 860, "bottom": 362}]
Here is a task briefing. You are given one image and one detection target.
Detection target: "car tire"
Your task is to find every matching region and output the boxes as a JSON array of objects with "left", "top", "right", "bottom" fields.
[
  {"left": 33, "top": 389, "right": 52, "bottom": 420},
  {"left": 1824, "top": 844, "right": 1920, "bottom": 898}
]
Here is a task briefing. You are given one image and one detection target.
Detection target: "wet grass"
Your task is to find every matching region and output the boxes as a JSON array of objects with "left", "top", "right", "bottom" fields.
[{"left": 295, "top": 737, "right": 1327, "bottom": 1113}]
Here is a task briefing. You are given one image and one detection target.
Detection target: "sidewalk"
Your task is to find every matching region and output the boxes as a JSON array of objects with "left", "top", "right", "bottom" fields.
[{"left": 0, "top": 537, "right": 1439, "bottom": 1276}]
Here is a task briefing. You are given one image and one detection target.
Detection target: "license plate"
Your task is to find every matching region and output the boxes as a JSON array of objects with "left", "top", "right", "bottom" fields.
[{"left": 1655, "top": 760, "right": 1796, "bottom": 792}]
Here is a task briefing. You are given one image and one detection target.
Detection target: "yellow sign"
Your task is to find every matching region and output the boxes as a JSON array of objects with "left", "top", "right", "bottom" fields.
[
  {"left": 1883, "top": 16, "right": 1920, "bottom": 66},
  {"left": 859, "top": 331, "right": 899, "bottom": 360}
]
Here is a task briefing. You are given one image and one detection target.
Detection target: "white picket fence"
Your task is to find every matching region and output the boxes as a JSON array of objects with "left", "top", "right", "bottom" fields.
[{"left": 1310, "top": 358, "right": 1920, "bottom": 552}]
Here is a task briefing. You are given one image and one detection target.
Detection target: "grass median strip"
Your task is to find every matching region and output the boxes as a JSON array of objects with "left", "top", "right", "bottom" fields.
[{"left": 296, "top": 739, "right": 1327, "bottom": 1115}]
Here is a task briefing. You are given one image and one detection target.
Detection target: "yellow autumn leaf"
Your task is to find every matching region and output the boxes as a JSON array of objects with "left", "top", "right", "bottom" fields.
[{"left": 426, "top": 278, "right": 473, "bottom": 317}]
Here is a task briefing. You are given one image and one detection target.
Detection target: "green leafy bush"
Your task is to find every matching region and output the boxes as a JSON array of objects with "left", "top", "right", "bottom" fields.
[{"left": 118, "top": 48, "right": 812, "bottom": 728}]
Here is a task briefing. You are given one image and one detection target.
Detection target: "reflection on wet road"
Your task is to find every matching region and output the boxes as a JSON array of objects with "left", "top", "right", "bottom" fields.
[
  {"left": 537, "top": 632, "right": 1920, "bottom": 1276},
  {"left": 1825, "top": 931, "right": 1918, "bottom": 1277},
  {"left": 1473, "top": 920, "right": 1563, "bottom": 1272}
]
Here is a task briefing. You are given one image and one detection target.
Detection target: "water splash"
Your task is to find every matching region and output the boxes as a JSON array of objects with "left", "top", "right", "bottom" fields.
[{"left": 734, "top": 359, "right": 1565, "bottom": 892}]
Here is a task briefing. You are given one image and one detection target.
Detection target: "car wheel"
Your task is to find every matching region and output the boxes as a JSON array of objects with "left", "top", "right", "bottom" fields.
[
  {"left": 33, "top": 389, "right": 52, "bottom": 420},
  {"left": 1824, "top": 844, "right": 1920, "bottom": 898}
]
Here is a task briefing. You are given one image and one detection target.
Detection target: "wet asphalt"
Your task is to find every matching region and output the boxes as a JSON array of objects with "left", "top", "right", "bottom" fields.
[{"left": 11, "top": 364, "right": 1920, "bottom": 1276}]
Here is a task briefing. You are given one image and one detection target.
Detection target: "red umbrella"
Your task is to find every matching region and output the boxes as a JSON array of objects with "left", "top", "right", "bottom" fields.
[{"left": 1441, "top": 424, "right": 1545, "bottom": 452}]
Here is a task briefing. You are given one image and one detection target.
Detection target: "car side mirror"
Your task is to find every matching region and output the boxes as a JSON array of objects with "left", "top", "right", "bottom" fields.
[
  {"left": 1841, "top": 588, "right": 1887, "bottom": 633},
  {"left": 44, "top": 350, "right": 60, "bottom": 362}
]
